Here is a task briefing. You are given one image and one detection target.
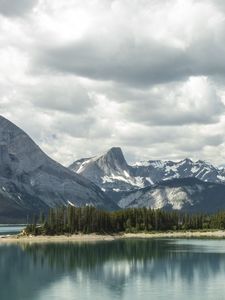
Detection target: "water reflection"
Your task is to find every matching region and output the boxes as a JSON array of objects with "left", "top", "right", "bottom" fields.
[{"left": 1, "top": 239, "right": 225, "bottom": 300}]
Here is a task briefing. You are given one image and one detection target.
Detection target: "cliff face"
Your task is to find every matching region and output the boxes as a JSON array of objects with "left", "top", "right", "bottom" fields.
[{"left": 0, "top": 116, "right": 117, "bottom": 223}]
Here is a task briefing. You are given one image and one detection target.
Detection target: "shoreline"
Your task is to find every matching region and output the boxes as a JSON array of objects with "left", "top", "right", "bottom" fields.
[{"left": 1, "top": 230, "right": 225, "bottom": 243}]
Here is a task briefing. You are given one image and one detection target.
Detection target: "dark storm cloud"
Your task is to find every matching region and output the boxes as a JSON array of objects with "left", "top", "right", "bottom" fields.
[{"left": 0, "top": 0, "right": 38, "bottom": 17}]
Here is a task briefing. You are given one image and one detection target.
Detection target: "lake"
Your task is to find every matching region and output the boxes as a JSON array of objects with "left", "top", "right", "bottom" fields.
[
  {"left": 0, "top": 238, "right": 225, "bottom": 300},
  {"left": 0, "top": 225, "right": 25, "bottom": 236}
]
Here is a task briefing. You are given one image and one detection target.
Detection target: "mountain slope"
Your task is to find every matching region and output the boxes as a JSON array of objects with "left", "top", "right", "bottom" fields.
[
  {"left": 69, "top": 148, "right": 225, "bottom": 194},
  {"left": 0, "top": 116, "right": 117, "bottom": 222},
  {"left": 117, "top": 178, "right": 225, "bottom": 213}
]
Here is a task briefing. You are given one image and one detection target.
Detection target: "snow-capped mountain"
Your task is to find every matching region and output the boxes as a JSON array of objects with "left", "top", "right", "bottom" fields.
[
  {"left": 0, "top": 116, "right": 117, "bottom": 222},
  {"left": 116, "top": 178, "right": 225, "bottom": 213},
  {"left": 69, "top": 147, "right": 225, "bottom": 194},
  {"left": 132, "top": 158, "right": 225, "bottom": 185}
]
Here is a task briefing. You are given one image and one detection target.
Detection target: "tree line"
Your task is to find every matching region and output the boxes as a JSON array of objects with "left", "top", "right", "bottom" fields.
[{"left": 25, "top": 206, "right": 225, "bottom": 235}]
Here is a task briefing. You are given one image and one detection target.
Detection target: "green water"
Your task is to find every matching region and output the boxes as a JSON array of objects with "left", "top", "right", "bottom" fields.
[{"left": 1, "top": 238, "right": 225, "bottom": 300}]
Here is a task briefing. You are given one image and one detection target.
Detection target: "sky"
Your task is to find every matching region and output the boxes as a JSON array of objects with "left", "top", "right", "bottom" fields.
[{"left": 1, "top": 0, "right": 225, "bottom": 166}]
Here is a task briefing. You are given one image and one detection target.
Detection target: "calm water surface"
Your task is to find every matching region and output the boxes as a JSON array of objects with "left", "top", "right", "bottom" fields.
[
  {"left": 0, "top": 225, "right": 25, "bottom": 236},
  {"left": 1, "top": 238, "right": 225, "bottom": 300}
]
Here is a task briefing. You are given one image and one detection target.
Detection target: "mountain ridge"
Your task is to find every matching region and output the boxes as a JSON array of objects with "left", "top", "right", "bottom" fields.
[
  {"left": 69, "top": 147, "right": 225, "bottom": 192},
  {"left": 0, "top": 116, "right": 117, "bottom": 222},
  {"left": 69, "top": 147, "right": 225, "bottom": 212}
]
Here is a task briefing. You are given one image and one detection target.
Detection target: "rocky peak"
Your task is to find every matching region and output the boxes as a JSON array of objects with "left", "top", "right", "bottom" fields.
[
  {"left": 180, "top": 158, "right": 193, "bottom": 164},
  {"left": 92, "top": 147, "right": 130, "bottom": 177}
]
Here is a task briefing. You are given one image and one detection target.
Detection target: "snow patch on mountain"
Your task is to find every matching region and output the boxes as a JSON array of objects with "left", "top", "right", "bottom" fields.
[
  {"left": 146, "top": 177, "right": 154, "bottom": 185},
  {"left": 191, "top": 166, "right": 199, "bottom": 173},
  {"left": 102, "top": 173, "right": 144, "bottom": 189},
  {"left": 67, "top": 200, "right": 75, "bottom": 207},
  {"left": 76, "top": 159, "right": 92, "bottom": 173},
  {"left": 217, "top": 175, "right": 225, "bottom": 181}
]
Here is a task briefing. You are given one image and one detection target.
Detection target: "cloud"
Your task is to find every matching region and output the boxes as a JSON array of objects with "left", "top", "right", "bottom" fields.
[
  {"left": 119, "top": 77, "right": 224, "bottom": 126},
  {"left": 0, "top": 0, "right": 225, "bottom": 166},
  {"left": 28, "top": 76, "right": 92, "bottom": 114},
  {"left": 34, "top": 0, "right": 225, "bottom": 86},
  {"left": 37, "top": 39, "right": 188, "bottom": 86},
  {"left": 0, "top": 0, "right": 38, "bottom": 17}
]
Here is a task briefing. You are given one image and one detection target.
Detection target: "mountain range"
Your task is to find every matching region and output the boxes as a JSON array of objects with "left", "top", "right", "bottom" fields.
[
  {"left": 1, "top": 115, "right": 225, "bottom": 222},
  {"left": 69, "top": 147, "right": 225, "bottom": 190},
  {"left": 69, "top": 147, "right": 225, "bottom": 212}
]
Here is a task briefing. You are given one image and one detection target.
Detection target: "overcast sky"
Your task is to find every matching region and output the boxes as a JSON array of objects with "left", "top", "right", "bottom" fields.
[{"left": 1, "top": 0, "right": 225, "bottom": 166}]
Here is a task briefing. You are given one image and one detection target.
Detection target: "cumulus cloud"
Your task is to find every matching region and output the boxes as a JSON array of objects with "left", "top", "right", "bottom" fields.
[{"left": 0, "top": 0, "right": 225, "bottom": 166}]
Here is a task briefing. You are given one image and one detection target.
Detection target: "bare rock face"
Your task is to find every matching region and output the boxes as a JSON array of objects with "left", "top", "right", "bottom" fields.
[{"left": 0, "top": 116, "right": 117, "bottom": 223}]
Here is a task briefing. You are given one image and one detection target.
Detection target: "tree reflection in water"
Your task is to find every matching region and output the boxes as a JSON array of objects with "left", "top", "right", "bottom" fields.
[{"left": 0, "top": 239, "right": 225, "bottom": 300}]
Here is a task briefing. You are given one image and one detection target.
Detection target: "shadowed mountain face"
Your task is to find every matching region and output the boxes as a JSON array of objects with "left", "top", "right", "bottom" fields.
[
  {"left": 0, "top": 116, "right": 117, "bottom": 223},
  {"left": 70, "top": 148, "right": 225, "bottom": 212}
]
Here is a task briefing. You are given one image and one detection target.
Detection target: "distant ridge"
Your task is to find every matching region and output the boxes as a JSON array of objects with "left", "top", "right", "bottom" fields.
[
  {"left": 69, "top": 147, "right": 225, "bottom": 212},
  {"left": 69, "top": 147, "right": 225, "bottom": 192}
]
